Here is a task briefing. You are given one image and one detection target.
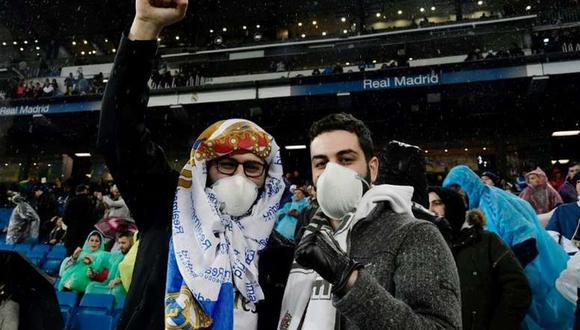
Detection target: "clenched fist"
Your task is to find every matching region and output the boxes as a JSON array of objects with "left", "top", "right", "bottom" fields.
[{"left": 130, "top": 0, "right": 188, "bottom": 40}]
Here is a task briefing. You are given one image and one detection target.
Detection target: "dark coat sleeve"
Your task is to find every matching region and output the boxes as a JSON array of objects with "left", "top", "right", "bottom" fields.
[
  {"left": 488, "top": 232, "right": 532, "bottom": 329},
  {"left": 96, "top": 34, "right": 179, "bottom": 330},
  {"left": 96, "top": 34, "right": 179, "bottom": 232},
  {"left": 334, "top": 222, "right": 462, "bottom": 329}
]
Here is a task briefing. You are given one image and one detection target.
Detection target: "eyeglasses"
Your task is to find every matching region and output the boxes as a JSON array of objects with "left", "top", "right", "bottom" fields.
[{"left": 211, "top": 157, "right": 267, "bottom": 178}]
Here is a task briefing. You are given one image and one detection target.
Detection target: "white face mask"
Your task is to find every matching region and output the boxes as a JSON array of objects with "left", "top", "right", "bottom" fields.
[
  {"left": 316, "top": 162, "right": 369, "bottom": 220},
  {"left": 211, "top": 175, "right": 259, "bottom": 217}
]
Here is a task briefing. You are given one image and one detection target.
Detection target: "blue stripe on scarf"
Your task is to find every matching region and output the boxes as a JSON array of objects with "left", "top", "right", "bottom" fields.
[{"left": 166, "top": 239, "right": 235, "bottom": 329}]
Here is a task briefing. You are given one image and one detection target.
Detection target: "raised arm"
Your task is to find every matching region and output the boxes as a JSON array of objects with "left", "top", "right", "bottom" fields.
[{"left": 97, "top": 0, "right": 188, "bottom": 231}]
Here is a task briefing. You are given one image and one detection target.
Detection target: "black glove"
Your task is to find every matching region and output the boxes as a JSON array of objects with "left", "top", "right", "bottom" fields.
[{"left": 295, "top": 229, "right": 363, "bottom": 295}]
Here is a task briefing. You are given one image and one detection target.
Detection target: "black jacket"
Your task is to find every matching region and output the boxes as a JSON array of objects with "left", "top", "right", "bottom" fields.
[
  {"left": 452, "top": 227, "right": 531, "bottom": 330},
  {"left": 62, "top": 194, "right": 97, "bottom": 256},
  {"left": 97, "top": 34, "right": 293, "bottom": 330}
]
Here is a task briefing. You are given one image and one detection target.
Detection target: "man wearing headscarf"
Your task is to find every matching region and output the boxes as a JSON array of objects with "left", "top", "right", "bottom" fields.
[
  {"left": 443, "top": 165, "right": 574, "bottom": 329},
  {"left": 97, "top": 1, "right": 291, "bottom": 329}
]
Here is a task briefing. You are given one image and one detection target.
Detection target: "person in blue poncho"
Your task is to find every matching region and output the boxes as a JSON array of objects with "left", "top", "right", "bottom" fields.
[
  {"left": 274, "top": 187, "right": 310, "bottom": 241},
  {"left": 443, "top": 165, "right": 574, "bottom": 330}
]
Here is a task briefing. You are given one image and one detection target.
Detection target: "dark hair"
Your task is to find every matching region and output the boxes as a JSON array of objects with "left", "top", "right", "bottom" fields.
[
  {"left": 309, "top": 113, "right": 374, "bottom": 161},
  {"left": 89, "top": 232, "right": 101, "bottom": 242},
  {"left": 117, "top": 231, "right": 133, "bottom": 240}
]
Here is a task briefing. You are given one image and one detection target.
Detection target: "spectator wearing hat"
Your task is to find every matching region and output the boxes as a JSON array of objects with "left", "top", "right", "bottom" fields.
[
  {"left": 274, "top": 187, "right": 310, "bottom": 241},
  {"left": 481, "top": 171, "right": 501, "bottom": 187}
]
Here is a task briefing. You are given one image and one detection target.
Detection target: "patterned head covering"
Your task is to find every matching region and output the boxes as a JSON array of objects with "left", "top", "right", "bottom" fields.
[{"left": 165, "top": 119, "right": 285, "bottom": 329}]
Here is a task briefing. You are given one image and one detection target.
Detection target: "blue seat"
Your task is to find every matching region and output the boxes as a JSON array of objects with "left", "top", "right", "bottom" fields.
[
  {"left": 78, "top": 293, "right": 115, "bottom": 315},
  {"left": 61, "top": 310, "right": 72, "bottom": 330},
  {"left": 69, "top": 313, "right": 113, "bottom": 330},
  {"left": 28, "top": 248, "right": 48, "bottom": 259},
  {"left": 12, "top": 244, "right": 32, "bottom": 253},
  {"left": 47, "top": 247, "right": 67, "bottom": 260},
  {"left": 43, "top": 259, "right": 62, "bottom": 276},
  {"left": 114, "top": 295, "right": 125, "bottom": 310},
  {"left": 28, "top": 256, "right": 44, "bottom": 267},
  {"left": 57, "top": 291, "right": 79, "bottom": 311},
  {"left": 31, "top": 244, "right": 52, "bottom": 254},
  {"left": 0, "top": 208, "right": 13, "bottom": 229}
]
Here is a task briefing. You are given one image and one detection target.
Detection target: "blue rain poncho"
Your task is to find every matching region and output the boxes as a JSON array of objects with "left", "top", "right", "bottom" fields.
[{"left": 443, "top": 165, "right": 573, "bottom": 330}]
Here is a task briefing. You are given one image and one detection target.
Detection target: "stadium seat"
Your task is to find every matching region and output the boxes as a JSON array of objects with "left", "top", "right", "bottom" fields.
[
  {"left": 47, "top": 246, "right": 67, "bottom": 260},
  {"left": 57, "top": 291, "right": 79, "bottom": 311},
  {"left": 28, "top": 248, "right": 49, "bottom": 261},
  {"left": 0, "top": 208, "right": 13, "bottom": 229},
  {"left": 69, "top": 313, "right": 113, "bottom": 330},
  {"left": 28, "top": 256, "right": 44, "bottom": 267},
  {"left": 12, "top": 243, "right": 32, "bottom": 254},
  {"left": 0, "top": 243, "right": 14, "bottom": 251},
  {"left": 78, "top": 293, "right": 115, "bottom": 315},
  {"left": 43, "top": 259, "right": 62, "bottom": 276},
  {"left": 31, "top": 243, "right": 52, "bottom": 254}
]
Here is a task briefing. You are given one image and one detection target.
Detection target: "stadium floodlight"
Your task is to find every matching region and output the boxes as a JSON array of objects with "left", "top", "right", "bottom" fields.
[
  {"left": 285, "top": 145, "right": 307, "bottom": 150},
  {"left": 552, "top": 130, "right": 580, "bottom": 137},
  {"left": 341, "top": 17, "right": 346, "bottom": 22}
]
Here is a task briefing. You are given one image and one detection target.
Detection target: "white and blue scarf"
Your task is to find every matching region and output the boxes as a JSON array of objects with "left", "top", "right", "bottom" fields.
[{"left": 165, "top": 119, "right": 284, "bottom": 330}]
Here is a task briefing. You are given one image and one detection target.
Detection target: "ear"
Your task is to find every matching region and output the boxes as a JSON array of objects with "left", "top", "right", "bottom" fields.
[{"left": 369, "top": 156, "right": 379, "bottom": 184}]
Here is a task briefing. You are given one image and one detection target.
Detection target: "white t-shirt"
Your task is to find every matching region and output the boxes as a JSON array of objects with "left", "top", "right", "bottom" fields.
[
  {"left": 300, "top": 276, "right": 336, "bottom": 330},
  {"left": 233, "top": 289, "right": 258, "bottom": 330}
]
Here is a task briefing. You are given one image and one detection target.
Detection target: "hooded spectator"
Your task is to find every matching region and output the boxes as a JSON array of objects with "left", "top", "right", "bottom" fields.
[
  {"left": 6, "top": 193, "right": 40, "bottom": 244},
  {"left": 274, "top": 187, "right": 310, "bottom": 241},
  {"left": 429, "top": 187, "right": 531, "bottom": 330},
  {"left": 58, "top": 231, "right": 107, "bottom": 293},
  {"left": 443, "top": 165, "right": 574, "bottom": 329},
  {"left": 86, "top": 231, "right": 135, "bottom": 308},
  {"left": 481, "top": 171, "right": 501, "bottom": 187},
  {"left": 379, "top": 140, "right": 453, "bottom": 245},
  {"left": 520, "top": 167, "right": 563, "bottom": 214}
]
